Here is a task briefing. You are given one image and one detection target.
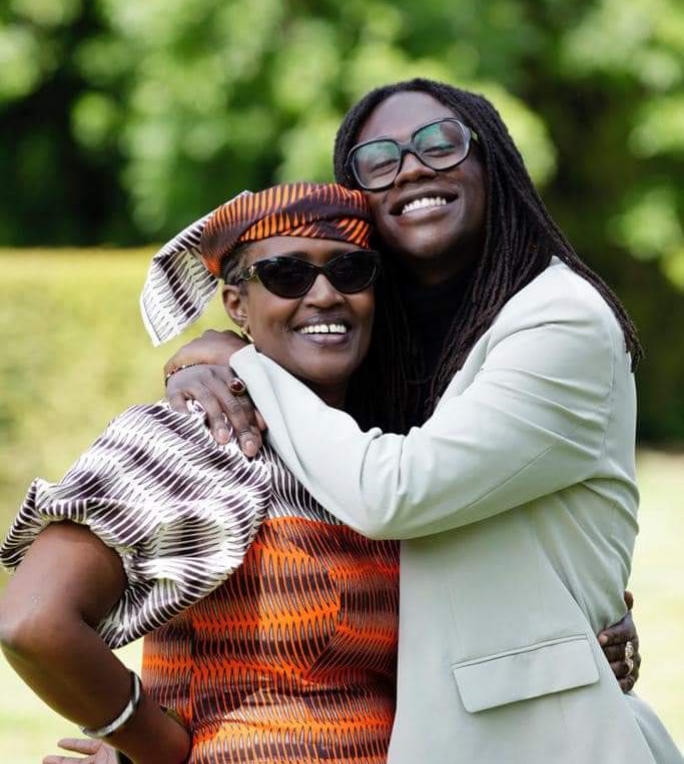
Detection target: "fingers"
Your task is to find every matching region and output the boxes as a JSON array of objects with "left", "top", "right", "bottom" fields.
[
  {"left": 605, "top": 638, "right": 640, "bottom": 693},
  {"left": 43, "top": 738, "right": 118, "bottom": 764},
  {"left": 57, "top": 739, "right": 101, "bottom": 754},
  {"left": 597, "top": 607, "right": 641, "bottom": 693},
  {"left": 597, "top": 609, "right": 635, "bottom": 646},
  {"left": 255, "top": 410, "right": 267, "bottom": 432},
  {"left": 43, "top": 737, "right": 102, "bottom": 764},
  {"left": 213, "top": 385, "right": 261, "bottom": 457},
  {"left": 624, "top": 589, "right": 634, "bottom": 610},
  {"left": 609, "top": 659, "right": 632, "bottom": 679},
  {"left": 619, "top": 672, "right": 636, "bottom": 693},
  {"left": 165, "top": 365, "right": 263, "bottom": 455},
  {"left": 631, "top": 638, "right": 642, "bottom": 679},
  {"left": 602, "top": 643, "right": 630, "bottom": 663}
]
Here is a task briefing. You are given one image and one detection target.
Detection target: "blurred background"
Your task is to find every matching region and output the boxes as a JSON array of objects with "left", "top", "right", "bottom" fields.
[{"left": 1, "top": 0, "right": 683, "bottom": 759}]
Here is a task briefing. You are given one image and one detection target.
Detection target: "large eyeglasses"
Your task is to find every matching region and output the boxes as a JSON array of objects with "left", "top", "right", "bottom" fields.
[
  {"left": 235, "top": 250, "right": 381, "bottom": 299},
  {"left": 347, "top": 118, "right": 478, "bottom": 191}
]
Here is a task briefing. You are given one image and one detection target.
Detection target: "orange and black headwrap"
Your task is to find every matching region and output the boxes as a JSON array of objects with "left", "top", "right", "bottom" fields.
[
  {"left": 200, "top": 182, "right": 372, "bottom": 278},
  {"left": 140, "top": 182, "right": 372, "bottom": 346}
]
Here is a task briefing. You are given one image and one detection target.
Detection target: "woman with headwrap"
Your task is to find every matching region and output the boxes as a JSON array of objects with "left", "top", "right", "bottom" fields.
[{"left": 0, "top": 183, "right": 398, "bottom": 764}]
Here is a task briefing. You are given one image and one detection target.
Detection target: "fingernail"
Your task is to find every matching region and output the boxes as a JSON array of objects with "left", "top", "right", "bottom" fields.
[
  {"left": 216, "top": 428, "right": 230, "bottom": 444},
  {"left": 243, "top": 438, "right": 257, "bottom": 457}
]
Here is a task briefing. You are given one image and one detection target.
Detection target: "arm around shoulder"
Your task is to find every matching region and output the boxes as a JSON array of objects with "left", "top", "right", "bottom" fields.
[{"left": 233, "top": 278, "right": 626, "bottom": 539}]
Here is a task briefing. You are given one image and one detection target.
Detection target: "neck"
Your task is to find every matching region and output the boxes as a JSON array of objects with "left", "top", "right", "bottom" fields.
[
  {"left": 394, "top": 243, "right": 482, "bottom": 288},
  {"left": 306, "top": 381, "right": 348, "bottom": 409},
  {"left": 395, "top": 251, "right": 477, "bottom": 288}
]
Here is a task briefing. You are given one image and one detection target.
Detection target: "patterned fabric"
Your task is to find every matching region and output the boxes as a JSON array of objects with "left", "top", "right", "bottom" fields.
[
  {"left": 140, "top": 210, "right": 220, "bottom": 347},
  {"left": 0, "top": 402, "right": 272, "bottom": 646},
  {"left": 0, "top": 402, "right": 400, "bottom": 763},
  {"left": 139, "top": 183, "right": 371, "bottom": 346},
  {"left": 145, "top": 520, "right": 398, "bottom": 764},
  {"left": 200, "top": 182, "right": 372, "bottom": 277}
]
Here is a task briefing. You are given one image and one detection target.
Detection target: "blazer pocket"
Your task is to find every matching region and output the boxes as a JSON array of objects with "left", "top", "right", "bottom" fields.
[{"left": 451, "top": 635, "right": 599, "bottom": 713}]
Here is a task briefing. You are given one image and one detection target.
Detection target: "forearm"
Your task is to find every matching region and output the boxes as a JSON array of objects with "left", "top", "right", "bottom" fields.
[
  {"left": 232, "top": 342, "right": 610, "bottom": 539},
  {"left": 1, "top": 619, "right": 189, "bottom": 764},
  {"left": 1, "top": 612, "right": 132, "bottom": 725},
  {"left": 0, "top": 522, "right": 190, "bottom": 764}
]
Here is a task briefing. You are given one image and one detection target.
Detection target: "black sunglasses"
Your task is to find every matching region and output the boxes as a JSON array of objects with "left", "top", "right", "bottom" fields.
[
  {"left": 347, "top": 117, "right": 478, "bottom": 191},
  {"left": 235, "top": 250, "right": 381, "bottom": 299}
]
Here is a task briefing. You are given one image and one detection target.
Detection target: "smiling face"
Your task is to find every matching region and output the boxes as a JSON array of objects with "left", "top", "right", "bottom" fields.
[
  {"left": 222, "top": 236, "right": 375, "bottom": 408},
  {"left": 354, "top": 91, "right": 487, "bottom": 286}
]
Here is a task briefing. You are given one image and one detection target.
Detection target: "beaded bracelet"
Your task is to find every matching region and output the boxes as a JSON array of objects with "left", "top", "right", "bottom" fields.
[
  {"left": 164, "top": 362, "right": 203, "bottom": 387},
  {"left": 81, "top": 671, "right": 142, "bottom": 739}
]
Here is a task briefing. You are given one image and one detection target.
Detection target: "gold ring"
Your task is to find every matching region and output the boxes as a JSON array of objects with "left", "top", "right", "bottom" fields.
[
  {"left": 625, "top": 640, "right": 635, "bottom": 660},
  {"left": 228, "top": 377, "right": 247, "bottom": 397},
  {"left": 625, "top": 656, "right": 635, "bottom": 676}
]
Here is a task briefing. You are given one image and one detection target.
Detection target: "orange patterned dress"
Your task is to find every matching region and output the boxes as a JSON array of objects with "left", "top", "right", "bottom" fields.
[
  {"left": 1, "top": 402, "right": 400, "bottom": 764},
  {"left": 143, "top": 514, "right": 399, "bottom": 763}
]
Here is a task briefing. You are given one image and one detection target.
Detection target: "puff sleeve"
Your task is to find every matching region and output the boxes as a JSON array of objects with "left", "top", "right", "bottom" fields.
[{"left": 0, "top": 402, "right": 272, "bottom": 648}]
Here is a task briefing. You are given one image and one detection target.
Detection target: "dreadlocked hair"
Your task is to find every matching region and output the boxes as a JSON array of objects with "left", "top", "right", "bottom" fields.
[
  {"left": 344, "top": 257, "right": 416, "bottom": 433},
  {"left": 334, "top": 78, "right": 642, "bottom": 420}
]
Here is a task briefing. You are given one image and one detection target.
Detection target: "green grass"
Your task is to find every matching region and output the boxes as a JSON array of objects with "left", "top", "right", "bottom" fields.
[{"left": 0, "top": 250, "right": 682, "bottom": 758}]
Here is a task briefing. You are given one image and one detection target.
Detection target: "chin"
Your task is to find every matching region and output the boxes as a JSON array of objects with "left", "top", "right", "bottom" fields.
[{"left": 303, "top": 365, "right": 355, "bottom": 389}]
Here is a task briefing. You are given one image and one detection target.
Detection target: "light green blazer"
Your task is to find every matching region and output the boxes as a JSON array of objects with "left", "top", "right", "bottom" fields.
[{"left": 232, "top": 259, "right": 682, "bottom": 764}]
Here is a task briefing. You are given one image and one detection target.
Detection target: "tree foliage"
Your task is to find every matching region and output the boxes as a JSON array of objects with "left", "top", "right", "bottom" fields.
[{"left": 1, "top": 0, "right": 683, "bottom": 438}]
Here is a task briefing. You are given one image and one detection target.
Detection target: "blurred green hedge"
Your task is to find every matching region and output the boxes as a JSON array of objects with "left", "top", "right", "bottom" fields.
[{"left": 0, "top": 248, "right": 230, "bottom": 534}]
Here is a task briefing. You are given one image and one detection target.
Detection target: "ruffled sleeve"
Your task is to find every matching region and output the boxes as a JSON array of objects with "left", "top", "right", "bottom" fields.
[{"left": 0, "top": 401, "right": 272, "bottom": 648}]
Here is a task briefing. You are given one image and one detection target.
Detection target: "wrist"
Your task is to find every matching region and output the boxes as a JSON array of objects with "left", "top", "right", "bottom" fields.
[
  {"left": 110, "top": 691, "right": 190, "bottom": 764},
  {"left": 81, "top": 671, "right": 142, "bottom": 739},
  {"left": 164, "top": 362, "right": 204, "bottom": 387}
]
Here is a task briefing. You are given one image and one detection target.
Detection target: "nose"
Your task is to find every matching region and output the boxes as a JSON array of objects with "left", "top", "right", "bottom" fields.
[
  {"left": 303, "top": 272, "right": 345, "bottom": 307},
  {"left": 394, "top": 150, "right": 437, "bottom": 186}
]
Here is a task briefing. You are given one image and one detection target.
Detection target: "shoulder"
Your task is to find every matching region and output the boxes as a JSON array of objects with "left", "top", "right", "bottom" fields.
[
  {"left": 94, "top": 400, "right": 272, "bottom": 483},
  {"left": 492, "top": 259, "right": 625, "bottom": 353},
  {"left": 107, "top": 399, "right": 208, "bottom": 435},
  {"left": 471, "top": 259, "right": 632, "bottom": 396}
]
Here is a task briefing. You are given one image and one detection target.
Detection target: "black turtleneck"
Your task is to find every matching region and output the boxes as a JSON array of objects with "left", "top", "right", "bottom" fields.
[{"left": 396, "top": 268, "right": 472, "bottom": 426}]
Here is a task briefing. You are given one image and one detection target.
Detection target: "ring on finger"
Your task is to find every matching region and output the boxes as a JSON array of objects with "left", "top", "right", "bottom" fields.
[
  {"left": 228, "top": 377, "right": 247, "bottom": 397},
  {"left": 625, "top": 655, "right": 635, "bottom": 676},
  {"left": 625, "top": 640, "right": 635, "bottom": 660}
]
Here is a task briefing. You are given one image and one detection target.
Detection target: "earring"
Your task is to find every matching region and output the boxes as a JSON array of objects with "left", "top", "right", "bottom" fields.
[{"left": 236, "top": 316, "right": 253, "bottom": 344}]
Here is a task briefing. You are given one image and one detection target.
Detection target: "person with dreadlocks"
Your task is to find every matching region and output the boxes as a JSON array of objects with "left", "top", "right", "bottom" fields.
[
  {"left": 160, "top": 79, "right": 681, "bottom": 763},
  {"left": 0, "top": 183, "right": 402, "bottom": 764}
]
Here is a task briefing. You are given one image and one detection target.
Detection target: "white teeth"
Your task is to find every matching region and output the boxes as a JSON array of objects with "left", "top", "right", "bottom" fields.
[
  {"left": 298, "top": 323, "right": 348, "bottom": 335},
  {"left": 401, "top": 196, "right": 448, "bottom": 215}
]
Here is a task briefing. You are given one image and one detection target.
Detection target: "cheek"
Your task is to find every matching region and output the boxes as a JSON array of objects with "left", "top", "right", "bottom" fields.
[
  {"left": 244, "top": 296, "right": 294, "bottom": 346},
  {"left": 366, "top": 195, "right": 389, "bottom": 227},
  {"left": 354, "top": 295, "right": 376, "bottom": 349}
]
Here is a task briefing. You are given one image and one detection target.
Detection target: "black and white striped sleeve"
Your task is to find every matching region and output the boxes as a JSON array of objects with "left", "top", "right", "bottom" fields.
[{"left": 0, "top": 402, "right": 272, "bottom": 648}]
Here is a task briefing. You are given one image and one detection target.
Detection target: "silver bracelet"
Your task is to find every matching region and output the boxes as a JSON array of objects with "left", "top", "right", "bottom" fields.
[{"left": 81, "top": 671, "right": 143, "bottom": 739}]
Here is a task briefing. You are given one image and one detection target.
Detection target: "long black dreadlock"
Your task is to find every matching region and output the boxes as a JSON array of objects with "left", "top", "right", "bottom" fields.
[{"left": 334, "top": 78, "right": 642, "bottom": 425}]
